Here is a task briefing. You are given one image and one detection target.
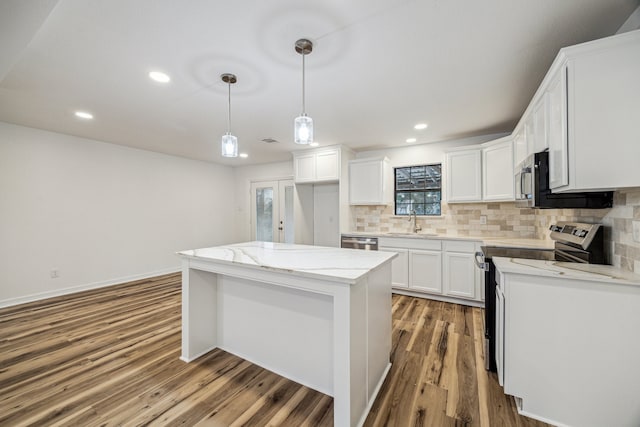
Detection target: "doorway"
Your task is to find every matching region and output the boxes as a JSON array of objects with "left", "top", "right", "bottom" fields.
[{"left": 250, "top": 180, "right": 295, "bottom": 243}]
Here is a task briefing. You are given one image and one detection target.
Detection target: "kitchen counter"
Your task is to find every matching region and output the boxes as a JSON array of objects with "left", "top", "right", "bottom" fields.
[
  {"left": 492, "top": 255, "right": 640, "bottom": 427},
  {"left": 492, "top": 256, "right": 640, "bottom": 286},
  {"left": 343, "top": 231, "right": 555, "bottom": 249},
  {"left": 178, "top": 241, "right": 396, "bottom": 284},
  {"left": 177, "top": 241, "right": 395, "bottom": 427}
]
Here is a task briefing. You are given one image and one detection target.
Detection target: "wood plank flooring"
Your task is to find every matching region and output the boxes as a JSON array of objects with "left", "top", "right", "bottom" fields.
[{"left": 0, "top": 273, "right": 549, "bottom": 426}]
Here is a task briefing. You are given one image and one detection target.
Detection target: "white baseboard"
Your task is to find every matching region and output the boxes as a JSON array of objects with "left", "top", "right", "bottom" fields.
[
  {"left": 0, "top": 267, "right": 180, "bottom": 309},
  {"left": 392, "top": 288, "right": 485, "bottom": 308}
]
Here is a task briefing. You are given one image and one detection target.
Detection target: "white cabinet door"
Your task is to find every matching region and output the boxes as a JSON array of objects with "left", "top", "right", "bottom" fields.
[
  {"left": 496, "top": 285, "right": 505, "bottom": 386},
  {"left": 294, "top": 154, "right": 316, "bottom": 183},
  {"left": 315, "top": 150, "right": 339, "bottom": 181},
  {"left": 443, "top": 252, "right": 476, "bottom": 299},
  {"left": 293, "top": 148, "right": 341, "bottom": 183},
  {"left": 513, "top": 127, "right": 528, "bottom": 169},
  {"left": 409, "top": 249, "right": 442, "bottom": 294},
  {"left": 546, "top": 67, "right": 569, "bottom": 189},
  {"left": 445, "top": 149, "right": 481, "bottom": 202},
  {"left": 380, "top": 247, "right": 408, "bottom": 288},
  {"left": 532, "top": 96, "right": 548, "bottom": 154},
  {"left": 349, "top": 157, "right": 390, "bottom": 205},
  {"left": 482, "top": 138, "right": 514, "bottom": 201}
]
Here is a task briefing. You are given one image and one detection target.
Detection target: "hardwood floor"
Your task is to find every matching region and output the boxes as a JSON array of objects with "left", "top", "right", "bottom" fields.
[{"left": 0, "top": 273, "right": 548, "bottom": 426}]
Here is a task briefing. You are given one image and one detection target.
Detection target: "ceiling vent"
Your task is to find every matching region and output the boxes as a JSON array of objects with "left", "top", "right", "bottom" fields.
[{"left": 260, "top": 138, "right": 279, "bottom": 144}]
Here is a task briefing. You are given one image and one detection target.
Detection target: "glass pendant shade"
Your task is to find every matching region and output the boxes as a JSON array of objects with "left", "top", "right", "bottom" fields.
[
  {"left": 294, "top": 114, "right": 313, "bottom": 145},
  {"left": 221, "top": 132, "right": 238, "bottom": 157}
]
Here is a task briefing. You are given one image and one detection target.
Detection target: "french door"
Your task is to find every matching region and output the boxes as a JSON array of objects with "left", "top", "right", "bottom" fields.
[{"left": 250, "top": 180, "right": 294, "bottom": 243}]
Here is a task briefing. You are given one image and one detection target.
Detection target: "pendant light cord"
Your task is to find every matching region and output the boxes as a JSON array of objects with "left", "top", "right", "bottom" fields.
[
  {"left": 301, "top": 52, "right": 306, "bottom": 115},
  {"left": 227, "top": 81, "right": 231, "bottom": 133}
]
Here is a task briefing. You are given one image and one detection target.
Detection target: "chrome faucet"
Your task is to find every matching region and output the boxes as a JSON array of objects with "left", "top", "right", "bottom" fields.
[{"left": 409, "top": 209, "right": 422, "bottom": 233}]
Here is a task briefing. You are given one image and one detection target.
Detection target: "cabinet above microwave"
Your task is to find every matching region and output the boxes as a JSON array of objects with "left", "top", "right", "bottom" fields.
[
  {"left": 514, "top": 29, "right": 640, "bottom": 194},
  {"left": 514, "top": 151, "right": 612, "bottom": 209}
]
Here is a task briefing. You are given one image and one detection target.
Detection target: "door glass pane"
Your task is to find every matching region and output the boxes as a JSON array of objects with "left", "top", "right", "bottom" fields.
[{"left": 256, "top": 187, "right": 273, "bottom": 242}]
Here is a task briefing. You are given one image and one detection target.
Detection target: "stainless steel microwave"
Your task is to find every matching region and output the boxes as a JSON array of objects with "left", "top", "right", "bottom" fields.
[{"left": 514, "top": 151, "right": 612, "bottom": 209}]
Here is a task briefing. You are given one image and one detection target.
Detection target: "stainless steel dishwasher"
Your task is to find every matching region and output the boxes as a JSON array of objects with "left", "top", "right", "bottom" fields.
[{"left": 340, "top": 235, "right": 378, "bottom": 250}]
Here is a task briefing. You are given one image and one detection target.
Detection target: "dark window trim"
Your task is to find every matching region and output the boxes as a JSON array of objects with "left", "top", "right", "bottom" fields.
[{"left": 394, "top": 163, "right": 442, "bottom": 216}]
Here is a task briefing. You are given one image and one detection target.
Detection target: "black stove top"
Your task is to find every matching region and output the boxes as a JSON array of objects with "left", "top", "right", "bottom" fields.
[{"left": 480, "top": 246, "right": 555, "bottom": 261}]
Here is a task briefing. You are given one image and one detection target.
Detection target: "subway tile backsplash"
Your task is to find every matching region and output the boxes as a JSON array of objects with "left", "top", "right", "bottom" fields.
[
  {"left": 353, "top": 187, "right": 640, "bottom": 273},
  {"left": 354, "top": 203, "right": 537, "bottom": 238}
]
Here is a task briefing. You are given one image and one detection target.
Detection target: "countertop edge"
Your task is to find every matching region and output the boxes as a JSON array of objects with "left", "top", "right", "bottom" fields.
[{"left": 492, "top": 256, "right": 640, "bottom": 286}]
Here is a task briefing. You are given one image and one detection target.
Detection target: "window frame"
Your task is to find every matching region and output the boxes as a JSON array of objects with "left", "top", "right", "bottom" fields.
[{"left": 394, "top": 163, "right": 442, "bottom": 216}]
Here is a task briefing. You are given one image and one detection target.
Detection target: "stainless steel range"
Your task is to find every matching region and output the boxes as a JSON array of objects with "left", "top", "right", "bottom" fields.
[{"left": 475, "top": 221, "right": 605, "bottom": 371}]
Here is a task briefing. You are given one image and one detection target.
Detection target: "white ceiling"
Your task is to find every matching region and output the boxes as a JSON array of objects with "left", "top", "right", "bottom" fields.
[{"left": 0, "top": 0, "right": 637, "bottom": 166}]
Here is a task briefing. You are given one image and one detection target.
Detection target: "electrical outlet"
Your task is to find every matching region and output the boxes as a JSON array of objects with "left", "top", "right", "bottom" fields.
[
  {"left": 633, "top": 220, "right": 640, "bottom": 243},
  {"left": 479, "top": 215, "right": 487, "bottom": 225},
  {"left": 50, "top": 269, "right": 60, "bottom": 279}
]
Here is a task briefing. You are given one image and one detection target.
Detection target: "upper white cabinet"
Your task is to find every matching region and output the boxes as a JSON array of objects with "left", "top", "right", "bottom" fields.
[
  {"left": 546, "top": 67, "right": 569, "bottom": 189},
  {"left": 349, "top": 157, "right": 392, "bottom": 205},
  {"left": 532, "top": 96, "right": 549, "bottom": 154},
  {"left": 482, "top": 137, "right": 515, "bottom": 201},
  {"left": 446, "top": 136, "right": 515, "bottom": 203},
  {"left": 519, "top": 30, "right": 640, "bottom": 193},
  {"left": 513, "top": 126, "right": 528, "bottom": 168},
  {"left": 293, "top": 147, "right": 341, "bottom": 183},
  {"left": 445, "top": 149, "right": 482, "bottom": 202}
]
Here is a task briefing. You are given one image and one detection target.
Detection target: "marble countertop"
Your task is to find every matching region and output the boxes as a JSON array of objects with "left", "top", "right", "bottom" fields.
[
  {"left": 178, "top": 241, "right": 397, "bottom": 284},
  {"left": 493, "top": 256, "right": 640, "bottom": 286},
  {"left": 343, "top": 232, "right": 555, "bottom": 249}
]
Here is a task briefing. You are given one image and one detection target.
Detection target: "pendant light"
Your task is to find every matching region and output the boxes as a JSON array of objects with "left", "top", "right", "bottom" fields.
[
  {"left": 294, "top": 38, "right": 313, "bottom": 145},
  {"left": 221, "top": 73, "right": 238, "bottom": 157}
]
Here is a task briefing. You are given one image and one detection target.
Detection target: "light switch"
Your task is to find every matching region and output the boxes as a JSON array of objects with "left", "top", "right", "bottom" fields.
[
  {"left": 480, "top": 215, "right": 487, "bottom": 225},
  {"left": 633, "top": 220, "right": 640, "bottom": 243}
]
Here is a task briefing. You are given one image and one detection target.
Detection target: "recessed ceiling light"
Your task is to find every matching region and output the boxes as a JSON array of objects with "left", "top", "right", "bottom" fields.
[
  {"left": 414, "top": 123, "right": 428, "bottom": 130},
  {"left": 74, "top": 111, "right": 93, "bottom": 119},
  {"left": 239, "top": 153, "right": 249, "bottom": 158},
  {"left": 309, "top": 142, "right": 319, "bottom": 147},
  {"left": 406, "top": 138, "right": 417, "bottom": 143},
  {"left": 149, "top": 71, "right": 170, "bottom": 83}
]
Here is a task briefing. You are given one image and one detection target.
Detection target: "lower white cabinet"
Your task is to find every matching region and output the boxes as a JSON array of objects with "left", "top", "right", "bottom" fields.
[
  {"left": 378, "top": 237, "right": 483, "bottom": 305},
  {"left": 379, "top": 247, "right": 408, "bottom": 288},
  {"left": 409, "top": 250, "right": 442, "bottom": 294},
  {"left": 443, "top": 240, "right": 480, "bottom": 300},
  {"left": 443, "top": 252, "right": 476, "bottom": 299}
]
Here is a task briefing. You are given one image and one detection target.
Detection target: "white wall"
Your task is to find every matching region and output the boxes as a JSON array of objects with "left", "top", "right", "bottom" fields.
[
  {"left": 0, "top": 122, "right": 235, "bottom": 306},
  {"left": 354, "top": 133, "right": 507, "bottom": 167},
  {"left": 313, "top": 184, "right": 339, "bottom": 247},
  {"left": 232, "top": 161, "right": 293, "bottom": 242}
]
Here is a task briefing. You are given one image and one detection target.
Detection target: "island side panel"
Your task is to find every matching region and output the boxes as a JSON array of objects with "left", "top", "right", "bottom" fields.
[
  {"left": 366, "top": 262, "right": 392, "bottom": 401},
  {"left": 181, "top": 260, "right": 219, "bottom": 362},
  {"left": 349, "top": 279, "right": 368, "bottom": 427},
  {"left": 216, "top": 275, "right": 334, "bottom": 395}
]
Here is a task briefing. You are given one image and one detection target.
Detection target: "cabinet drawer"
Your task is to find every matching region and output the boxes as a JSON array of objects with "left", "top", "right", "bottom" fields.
[
  {"left": 378, "top": 237, "right": 441, "bottom": 251},
  {"left": 442, "top": 240, "right": 479, "bottom": 253}
]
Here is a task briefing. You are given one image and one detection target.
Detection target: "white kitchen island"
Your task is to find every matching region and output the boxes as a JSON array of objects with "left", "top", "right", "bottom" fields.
[{"left": 177, "top": 241, "right": 396, "bottom": 427}]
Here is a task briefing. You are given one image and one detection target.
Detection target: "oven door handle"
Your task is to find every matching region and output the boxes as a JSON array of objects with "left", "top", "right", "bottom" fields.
[{"left": 474, "top": 251, "right": 489, "bottom": 271}]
